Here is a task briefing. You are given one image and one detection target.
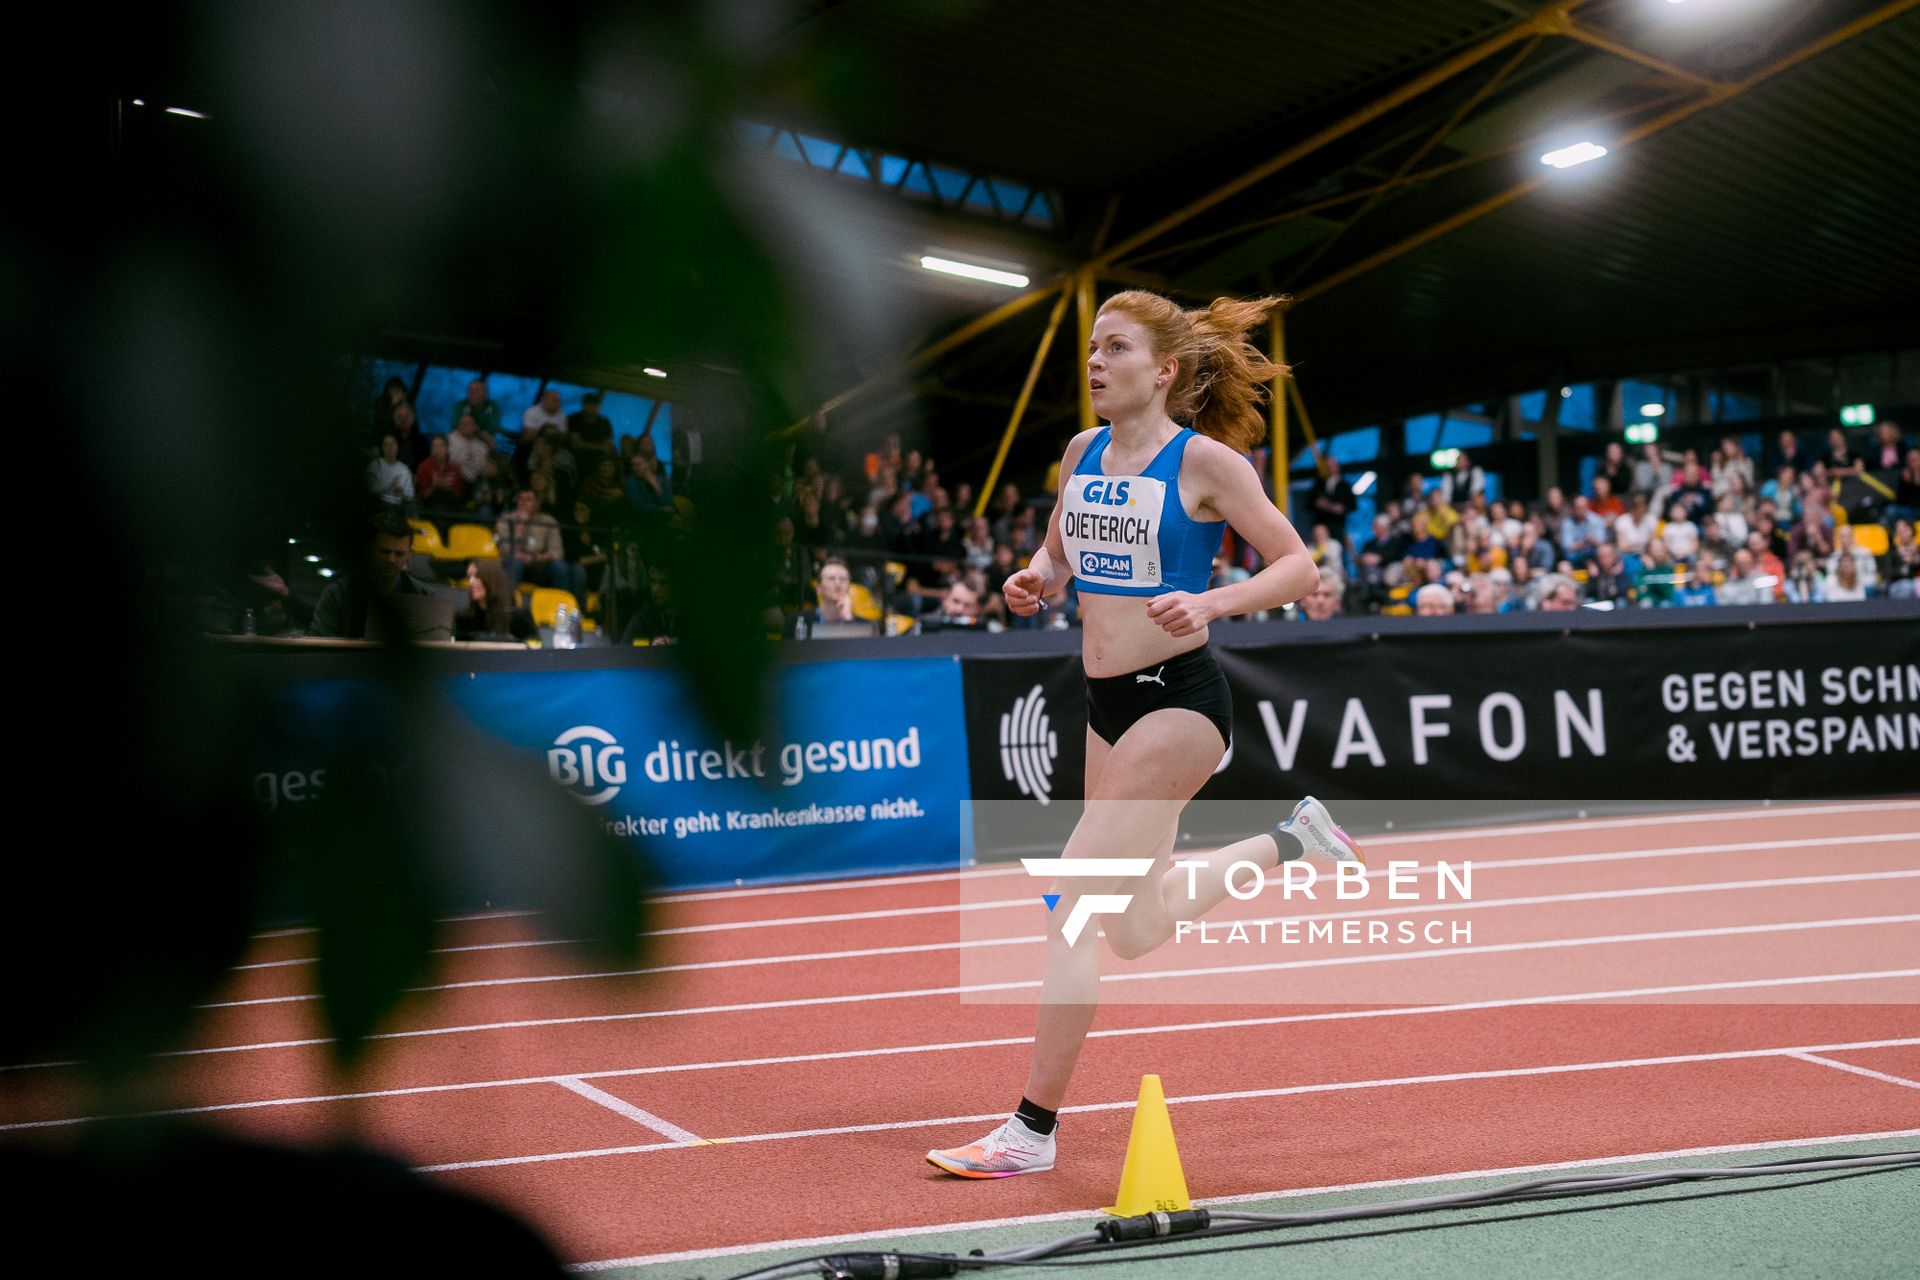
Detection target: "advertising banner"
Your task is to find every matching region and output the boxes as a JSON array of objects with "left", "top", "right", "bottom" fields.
[{"left": 959, "top": 620, "right": 1919, "bottom": 846}]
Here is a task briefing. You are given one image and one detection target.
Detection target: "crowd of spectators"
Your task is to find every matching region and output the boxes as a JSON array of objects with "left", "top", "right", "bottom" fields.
[{"left": 1291, "top": 424, "right": 1916, "bottom": 621}]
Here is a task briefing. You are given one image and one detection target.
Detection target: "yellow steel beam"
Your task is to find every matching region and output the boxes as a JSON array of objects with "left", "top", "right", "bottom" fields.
[
  {"left": 1559, "top": 18, "right": 1723, "bottom": 89},
  {"left": 1285, "top": 34, "right": 1542, "bottom": 288},
  {"left": 1074, "top": 269, "right": 1098, "bottom": 432},
  {"left": 1091, "top": 3, "right": 1587, "bottom": 272},
  {"left": 1293, "top": 0, "right": 1918, "bottom": 306},
  {"left": 1269, "top": 309, "right": 1288, "bottom": 510},
  {"left": 975, "top": 288, "right": 1073, "bottom": 519}
]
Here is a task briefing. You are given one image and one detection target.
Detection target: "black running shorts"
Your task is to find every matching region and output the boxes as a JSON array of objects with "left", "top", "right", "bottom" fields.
[{"left": 1085, "top": 645, "right": 1233, "bottom": 750}]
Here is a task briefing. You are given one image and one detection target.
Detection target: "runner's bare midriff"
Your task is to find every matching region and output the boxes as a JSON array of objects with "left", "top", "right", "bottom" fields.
[{"left": 1079, "top": 593, "right": 1209, "bottom": 677}]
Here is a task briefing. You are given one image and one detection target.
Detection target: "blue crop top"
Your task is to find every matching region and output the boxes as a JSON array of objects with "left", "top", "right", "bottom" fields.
[{"left": 1059, "top": 426, "right": 1225, "bottom": 596}]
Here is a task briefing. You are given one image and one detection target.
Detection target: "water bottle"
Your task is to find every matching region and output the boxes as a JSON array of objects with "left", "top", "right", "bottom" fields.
[
  {"left": 552, "top": 604, "right": 577, "bottom": 649},
  {"left": 241, "top": 608, "right": 257, "bottom": 636},
  {"left": 795, "top": 613, "right": 811, "bottom": 640}
]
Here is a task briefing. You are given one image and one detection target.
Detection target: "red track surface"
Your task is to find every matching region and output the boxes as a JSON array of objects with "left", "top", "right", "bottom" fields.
[{"left": 5, "top": 801, "right": 1918, "bottom": 1267}]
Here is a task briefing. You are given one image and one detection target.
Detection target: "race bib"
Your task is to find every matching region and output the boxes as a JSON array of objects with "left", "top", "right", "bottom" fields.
[{"left": 1060, "top": 473, "right": 1167, "bottom": 589}]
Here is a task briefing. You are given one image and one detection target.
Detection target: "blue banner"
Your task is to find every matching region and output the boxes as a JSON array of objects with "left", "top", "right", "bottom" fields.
[{"left": 444, "top": 657, "right": 972, "bottom": 889}]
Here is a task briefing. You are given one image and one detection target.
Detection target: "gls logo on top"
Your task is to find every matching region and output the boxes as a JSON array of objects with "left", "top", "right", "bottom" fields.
[
  {"left": 1079, "top": 552, "right": 1133, "bottom": 579},
  {"left": 1081, "top": 479, "right": 1133, "bottom": 505},
  {"left": 548, "top": 725, "right": 626, "bottom": 806}
]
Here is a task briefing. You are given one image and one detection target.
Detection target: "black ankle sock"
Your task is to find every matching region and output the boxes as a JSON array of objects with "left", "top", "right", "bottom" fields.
[
  {"left": 1014, "top": 1097, "right": 1058, "bottom": 1136},
  {"left": 1271, "top": 827, "right": 1305, "bottom": 862}
]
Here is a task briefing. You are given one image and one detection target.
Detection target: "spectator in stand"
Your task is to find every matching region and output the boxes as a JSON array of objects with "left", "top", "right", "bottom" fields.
[
  {"left": 1631, "top": 441, "right": 1672, "bottom": 501},
  {"left": 962, "top": 516, "right": 996, "bottom": 573},
  {"left": 1827, "top": 525, "right": 1879, "bottom": 593},
  {"left": 1716, "top": 549, "right": 1771, "bottom": 607},
  {"left": 452, "top": 378, "right": 501, "bottom": 439},
  {"left": 1298, "top": 569, "right": 1343, "bottom": 621},
  {"left": 951, "top": 481, "right": 975, "bottom": 516},
  {"left": 881, "top": 490, "right": 919, "bottom": 551},
  {"left": 1537, "top": 574, "right": 1580, "bottom": 612},
  {"left": 567, "top": 391, "right": 617, "bottom": 463},
  {"left": 624, "top": 448, "right": 673, "bottom": 515},
  {"left": 1708, "top": 492, "right": 1750, "bottom": 561},
  {"left": 1752, "top": 505, "right": 1790, "bottom": 562},
  {"left": 496, "top": 487, "right": 581, "bottom": 594},
  {"left": 808, "top": 556, "right": 859, "bottom": 627},
  {"left": 1404, "top": 510, "right": 1448, "bottom": 565},
  {"left": 1824, "top": 552, "right": 1868, "bottom": 602},
  {"left": 1413, "top": 583, "right": 1454, "bottom": 617},
  {"left": 792, "top": 482, "right": 837, "bottom": 550},
  {"left": 1745, "top": 530, "right": 1788, "bottom": 600},
  {"left": 1823, "top": 426, "right": 1863, "bottom": 478},
  {"left": 863, "top": 433, "right": 903, "bottom": 485},
  {"left": 1558, "top": 496, "right": 1608, "bottom": 567},
  {"left": 1711, "top": 436, "right": 1755, "bottom": 497},
  {"left": 1421, "top": 485, "right": 1460, "bottom": 544},
  {"left": 1467, "top": 573, "right": 1508, "bottom": 615},
  {"left": 618, "top": 565, "right": 679, "bottom": 645},
  {"left": 1307, "top": 456, "right": 1355, "bottom": 544},
  {"left": 1360, "top": 512, "right": 1408, "bottom": 569},
  {"left": 918, "top": 506, "right": 967, "bottom": 576},
  {"left": 372, "top": 376, "right": 410, "bottom": 443},
  {"left": 1309, "top": 523, "right": 1346, "bottom": 583},
  {"left": 367, "top": 434, "right": 414, "bottom": 507},
  {"left": 1461, "top": 527, "right": 1503, "bottom": 574},
  {"left": 1667, "top": 453, "right": 1714, "bottom": 521},
  {"left": 1589, "top": 473, "right": 1624, "bottom": 521},
  {"left": 309, "top": 511, "right": 433, "bottom": 638},
  {"left": 390, "top": 400, "right": 430, "bottom": 468},
  {"left": 1761, "top": 465, "right": 1799, "bottom": 519},
  {"left": 1783, "top": 550, "right": 1826, "bottom": 603},
  {"left": 988, "top": 482, "right": 1022, "bottom": 542},
  {"left": 1788, "top": 506, "right": 1834, "bottom": 561},
  {"left": 1585, "top": 542, "right": 1634, "bottom": 606},
  {"left": 469, "top": 455, "right": 516, "bottom": 521},
  {"left": 1005, "top": 506, "right": 1041, "bottom": 558},
  {"left": 1887, "top": 448, "right": 1920, "bottom": 524},
  {"left": 1881, "top": 519, "right": 1918, "bottom": 598},
  {"left": 1769, "top": 429, "right": 1808, "bottom": 476},
  {"left": 1673, "top": 566, "right": 1718, "bottom": 608},
  {"left": 1868, "top": 421, "right": 1907, "bottom": 471},
  {"left": 1661, "top": 501, "right": 1701, "bottom": 563},
  {"left": 456, "top": 559, "right": 536, "bottom": 641},
  {"left": 521, "top": 387, "right": 566, "bottom": 440},
  {"left": 565, "top": 499, "right": 610, "bottom": 596},
  {"left": 1517, "top": 517, "right": 1556, "bottom": 572},
  {"left": 842, "top": 505, "right": 890, "bottom": 584},
  {"left": 1441, "top": 451, "right": 1488, "bottom": 508},
  {"left": 1614, "top": 493, "right": 1656, "bottom": 558},
  {"left": 1539, "top": 486, "right": 1571, "bottom": 528},
  {"left": 449, "top": 410, "right": 492, "bottom": 485},
  {"left": 414, "top": 435, "right": 465, "bottom": 508},
  {"left": 1599, "top": 442, "right": 1635, "bottom": 504},
  {"left": 1636, "top": 540, "right": 1679, "bottom": 606},
  {"left": 1487, "top": 499, "right": 1524, "bottom": 548}
]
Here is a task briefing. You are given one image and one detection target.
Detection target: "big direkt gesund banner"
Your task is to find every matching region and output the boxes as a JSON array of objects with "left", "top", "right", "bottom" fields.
[
  {"left": 445, "top": 658, "right": 971, "bottom": 888},
  {"left": 960, "top": 618, "right": 1918, "bottom": 812}
]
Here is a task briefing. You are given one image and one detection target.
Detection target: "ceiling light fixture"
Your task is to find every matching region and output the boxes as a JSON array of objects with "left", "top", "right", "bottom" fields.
[
  {"left": 165, "top": 106, "right": 209, "bottom": 119},
  {"left": 919, "top": 255, "right": 1029, "bottom": 288},
  {"left": 1540, "top": 141, "right": 1607, "bottom": 169},
  {"left": 643, "top": 367, "right": 667, "bottom": 378}
]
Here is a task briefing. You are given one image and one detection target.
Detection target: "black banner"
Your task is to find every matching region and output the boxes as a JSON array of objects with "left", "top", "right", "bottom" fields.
[{"left": 959, "top": 618, "right": 1919, "bottom": 812}]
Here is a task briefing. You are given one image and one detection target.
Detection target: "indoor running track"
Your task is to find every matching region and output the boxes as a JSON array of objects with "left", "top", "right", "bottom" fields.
[{"left": 3, "top": 800, "right": 1917, "bottom": 1272}]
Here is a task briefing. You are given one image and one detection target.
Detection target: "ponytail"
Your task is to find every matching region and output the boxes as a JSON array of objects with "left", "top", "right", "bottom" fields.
[{"left": 1097, "top": 291, "right": 1290, "bottom": 453}]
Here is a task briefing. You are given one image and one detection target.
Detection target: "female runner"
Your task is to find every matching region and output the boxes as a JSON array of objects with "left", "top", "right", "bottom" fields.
[{"left": 927, "top": 290, "right": 1364, "bottom": 1178}]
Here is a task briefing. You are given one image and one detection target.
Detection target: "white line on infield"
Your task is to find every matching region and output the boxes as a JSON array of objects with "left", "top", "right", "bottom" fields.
[
  {"left": 198, "top": 868, "right": 1920, "bottom": 1007},
  {"left": 1787, "top": 1051, "right": 1920, "bottom": 1091},
  {"left": 552, "top": 1078, "right": 703, "bottom": 1142},
  {"left": 417, "top": 1035, "right": 1920, "bottom": 1173},
  {"left": 6, "top": 970, "right": 1912, "bottom": 1129}
]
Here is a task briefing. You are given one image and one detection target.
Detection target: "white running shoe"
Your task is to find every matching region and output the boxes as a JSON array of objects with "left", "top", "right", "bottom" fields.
[
  {"left": 925, "top": 1116, "right": 1056, "bottom": 1178},
  {"left": 1280, "top": 795, "right": 1367, "bottom": 867}
]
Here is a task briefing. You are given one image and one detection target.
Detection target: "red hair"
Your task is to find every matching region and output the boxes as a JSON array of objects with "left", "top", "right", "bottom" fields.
[{"left": 1098, "top": 290, "right": 1290, "bottom": 453}]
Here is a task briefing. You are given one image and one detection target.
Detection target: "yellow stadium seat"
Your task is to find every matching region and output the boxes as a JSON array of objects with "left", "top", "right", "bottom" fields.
[
  {"left": 409, "top": 519, "right": 447, "bottom": 557},
  {"left": 849, "top": 582, "right": 881, "bottom": 621},
  {"left": 1388, "top": 584, "right": 1412, "bottom": 602},
  {"left": 516, "top": 582, "right": 536, "bottom": 601},
  {"left": 1852, "top": 523, "right": 1889, "bottom": 556},
  {"left": 885, "top": 561, "right": 907, "bottom": 587},
  {"left": 1382, "top": 604, "right": 1412, "bottom": 617},
  {"left": 446, "top": 523, "right": 499, "bottom": 561},
  {"left": 530, "top": 588, "right": 580, "bottom": 628},
  {"left": 885, "top": 612, "right": 916, "bottom": 636}
]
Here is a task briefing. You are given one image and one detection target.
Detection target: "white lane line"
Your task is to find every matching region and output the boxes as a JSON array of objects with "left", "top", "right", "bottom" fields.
[
  {"left": 200, "top": 869, "right": 1920, "bottom": 1007},
  {"left": 144, "top": 914, "right": 1920, "bottom": 1059},
  {"left": 8, "top": 970, "right": 1912, "bottom": 1130},
  {"left": 552, "top": 1078, "right": 703, "bottom": 1142},
  {"left": 570, "top": 1126, "right": 1920, "bottom": 1271},
  {"left": 1789, "top": 1051, "right": 1920, "bottom": 1091},
  {"left": 226, "top": 831, "right": 1920, "bottom": 971},
  {"left": 418, "top": 1035, "right": 1920, "bottom": 1172}
]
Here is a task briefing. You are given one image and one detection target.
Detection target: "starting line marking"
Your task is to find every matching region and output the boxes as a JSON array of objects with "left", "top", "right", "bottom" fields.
[
  {"left": 567, "top": 1126, "right": 1920, "bottom": 1272},
  {"left": 552, "top": 1078, "right": 702, "bottom": 1143},
  {"left": 1788, "top": 1051, "right": 1920, "bottom": 1091}
]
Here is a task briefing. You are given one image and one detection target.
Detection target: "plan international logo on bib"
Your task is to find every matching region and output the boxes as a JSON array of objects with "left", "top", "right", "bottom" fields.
[{"left": 1079, "top": 551, "right": 1133, "bottom": 580}]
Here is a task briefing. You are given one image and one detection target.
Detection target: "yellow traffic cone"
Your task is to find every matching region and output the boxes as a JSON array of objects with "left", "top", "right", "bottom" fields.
[{"left": 1101, "top": 1074, "right": 1192, "bottom": 1216}]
